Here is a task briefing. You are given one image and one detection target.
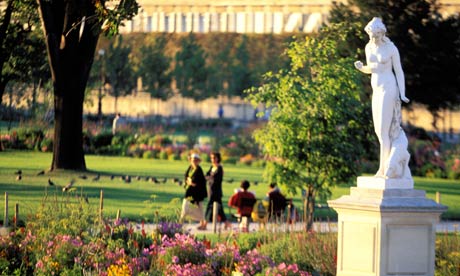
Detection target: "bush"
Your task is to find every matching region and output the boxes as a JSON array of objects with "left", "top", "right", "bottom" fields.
[
  {"left": 92, "top": 131, "right": 113, "bottom": 149},
  {"left": 259, "top": 232, "right": 337, "bottom": 275},
  {"left": 436, "top": 233, "right": 460, "bottom": 276},
  {"left": 159, "top": 150, "right": 169, "bottom": 160},
  {"left": 143, "top": 150, "right": 156, "bottom": 159},
  {"left": 40, "top": 137, "right": 53, "bottom": 152},
  {"left": 444, "top": 144, "right": 460, "bottom": 180}
]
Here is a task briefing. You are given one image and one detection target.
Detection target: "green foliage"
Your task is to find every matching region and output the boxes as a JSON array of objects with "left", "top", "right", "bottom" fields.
[
  {"left": 137, "top": 34, "right": 172, "bottom": 100},
  {"left": 444, "top": 144, "right": 460, "bottom": 180},
  {"left": 247, "top": 23, "right": 370, "bottom": 205},
  {"left": 229, "top": 35, "right": 256, "bottom": 98},
  {"left": 105, "top": 36, "right": 136, "bottom": 99},
  {"left": 258, "top": 232, "right": 337, "bottom": 275},
  {"left": 0, "top": 0, "right": 48, "bottom": 107},
  {"left": 436, "top": 233, "right": 460, "bottom": 276},
  {"left": 174, "top": 33, "right": 209, "bottom": 101}
]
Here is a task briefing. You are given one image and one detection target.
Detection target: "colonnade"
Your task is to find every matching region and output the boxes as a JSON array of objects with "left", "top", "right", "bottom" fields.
[{"left": 120, "top": 10, "right": 326, "bottom": 34}]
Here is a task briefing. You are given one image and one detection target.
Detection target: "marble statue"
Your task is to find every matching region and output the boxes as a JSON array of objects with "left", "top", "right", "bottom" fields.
[{"left": 354, "top": 17, "right": 411, "bottom": 179}]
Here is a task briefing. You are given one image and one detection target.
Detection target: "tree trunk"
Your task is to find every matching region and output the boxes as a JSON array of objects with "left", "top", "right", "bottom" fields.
[
  {"left": 305, "top": 185, "right": 315, "bottom": 231},
  {"left": 0, "top": 0, "right": 13, "bottom": 106},
  {"left": 37, "top": 0, "right": 100, "bottom": 171},
  {"left": 0, "top": 80, "right": 6, "bottom": 106}
]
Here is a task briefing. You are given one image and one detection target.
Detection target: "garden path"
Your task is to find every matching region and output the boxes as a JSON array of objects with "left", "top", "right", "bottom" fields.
[{"left": 138, "top": 220, "right": 460, "bottom": 235}]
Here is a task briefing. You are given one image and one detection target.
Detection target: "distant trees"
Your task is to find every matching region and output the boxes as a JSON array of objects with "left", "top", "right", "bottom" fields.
[
  {"left": 137, "top": 35, "right": 172, "bottom": 101},
  {"left": 104, "top": 36, "right": 136, "bottom": 113},
  {"left": 0, "top": 0, "right": 48, "bottom": 108},
  {"left": 229, "top": 35, "right": 255, "bottom": 98},
  {"left": 95, "top": 33, "right": 290, "bottom": 102},
  {"left": 174, "top": 33, "right": 209, "bottom": 101},
  {"left": 329, "top": 0, "right": 460, "bottom": 130}
]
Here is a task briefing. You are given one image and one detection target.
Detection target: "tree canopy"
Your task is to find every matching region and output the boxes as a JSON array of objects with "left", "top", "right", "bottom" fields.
[
  {"left": 174, "top": 33, "right": 208, "bottom": 101},
  {"left": 137, "top": 35, "right": 172, "bottom": 101},
  {"left": 0, "top": 0, "right": 48, "bottom": 106},
  {"left": 104, "top": 35, "right": 136, "bottom": 112},
  {"left": 247, "top": 23, "right": 371, "bottom": 229}
]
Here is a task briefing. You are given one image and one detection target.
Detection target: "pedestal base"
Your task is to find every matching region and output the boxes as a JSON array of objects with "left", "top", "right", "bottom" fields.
[
  {"left": 357, "top": 176, "right": 413, "bottom": 189},
  {"left": 328, "top": 185, "right": 446, "bottom": 276}
]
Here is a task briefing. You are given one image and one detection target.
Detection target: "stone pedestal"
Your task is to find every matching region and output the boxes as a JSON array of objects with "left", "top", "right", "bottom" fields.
[{"left": 328, "top": 178, "right": 446, "bottom": 276}]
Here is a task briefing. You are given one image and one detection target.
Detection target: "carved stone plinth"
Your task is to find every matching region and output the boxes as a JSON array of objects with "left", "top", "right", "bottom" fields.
[
  {"left": 357, "top": 176, "right": 413, "bottom": 190},
  {"left": 329, "top": 181, "right": 446, "bottom": 276}
]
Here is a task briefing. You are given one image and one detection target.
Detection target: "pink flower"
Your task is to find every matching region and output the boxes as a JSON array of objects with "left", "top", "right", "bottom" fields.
[{"left": 172, "top": 256, "right": 179, "bottom": 264}]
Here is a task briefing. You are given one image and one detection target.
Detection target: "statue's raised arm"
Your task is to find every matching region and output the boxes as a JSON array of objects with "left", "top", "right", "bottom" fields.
[{"left": 355, "top": 17, "right": 412, "bottom": 180}]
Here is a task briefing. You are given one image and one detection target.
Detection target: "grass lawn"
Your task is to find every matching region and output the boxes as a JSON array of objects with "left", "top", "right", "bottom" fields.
[{"left": 0, "top": 151, "right": 458, "bottom": 223}]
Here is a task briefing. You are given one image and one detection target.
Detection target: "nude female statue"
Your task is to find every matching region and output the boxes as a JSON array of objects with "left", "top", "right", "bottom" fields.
[{"left": 354, "top": 17, "right": 411, "bottom": 178}]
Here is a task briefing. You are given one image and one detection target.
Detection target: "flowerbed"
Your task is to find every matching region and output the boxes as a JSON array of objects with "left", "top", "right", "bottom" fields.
[
  {"left": 0, "top": 196, "right": 459, "bottom": 275},
  {"left": 0, "top": 221, "right": 314, "bottom": 276},
  {"left": 0, "top": 198, "right": 321, "bottom": 275}
]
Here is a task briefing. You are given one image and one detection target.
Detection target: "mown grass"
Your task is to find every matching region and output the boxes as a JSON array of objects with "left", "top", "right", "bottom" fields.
[{"left": 0, "top": 150, "right": 458, "bottom": 223}]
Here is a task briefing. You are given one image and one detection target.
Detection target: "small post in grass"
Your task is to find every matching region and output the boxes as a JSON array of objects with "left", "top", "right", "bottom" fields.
[
  {"left": 14, "top": 203, "right": 19, "bottom": 229},
  {"left": 99, "top": 190, "right": 104, "bottom": 221},
  {"left": 3, "top": 192, "right": 8, "bottom": 227},
  {"left": 212, "top": 202, "right": 218, "bottom": 233},
  {"left": 436, "top": 192, "right": 441, "bottom": 204},
  {"left": 116, "top": 209, "right": 121, "bottom": 221}
]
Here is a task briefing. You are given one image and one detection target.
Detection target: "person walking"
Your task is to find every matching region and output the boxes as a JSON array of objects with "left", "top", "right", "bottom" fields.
[
  {"left": 205, "top": 152, "right": 231, "bottom": 230},
  {"left": 181, "top": 153, "right": 208, "bottom": 230}
]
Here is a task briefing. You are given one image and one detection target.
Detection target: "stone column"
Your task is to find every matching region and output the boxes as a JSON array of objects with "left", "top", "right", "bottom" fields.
[
  {"left": 220, "top": 12, "right": 228, "bottom": 32},
  {"left": 254, "top": 12, "right": 264, "bottom": 33},
  {"left": 246, "top": 11, "right": 255, "bottom": 33},
  {"left": 329, "top": 177, "right": 446, "bottom": 276},
  {"left": 273, "top": 12, "right": 284, "bottom": 34},
  {"left": 192, "top": 12, "right": 200, "bottom": 33},
  {"left": 202, "top": 12, "right": 210, "bottom": 33},
  {"left": 151, "top": 12, "right": 159, "bottom": 32},
  {"left": 158, "top": 12, "right": 166, "bottom": 32},
  {"left": 167, "top": 13, "right": 176, "bottom": 33},
  {"left": 175, "top": 12, "right": 183, "bottom": 33},
  {"left": 228, "top": 13, "right": 236, "bottom": 33},
  {"left": 236, "top": 12, "right": 246, "bottom": 33},
  {"left": 210, "top": 12, "right": 219, "bottom": 32},
  {"left": 185, "top": 13, "right": 192, "bottom": 32}
]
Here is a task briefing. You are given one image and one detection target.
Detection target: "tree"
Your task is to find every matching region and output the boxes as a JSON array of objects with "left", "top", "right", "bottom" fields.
[
  {"left": 204, "top": 33, "right": 234, "bottom": 98},
  {"left": 174, "top": 33, "right": 208, "bottom": 101},
  {"left": 137, "top": 35, "right": 172, "bottom": 102},
  {"left": 329, "top": 0, "right": 460, "bottom": 131},
  {"left": 229, "top": 35, "right": 254, "bottom": 98},
  {"left": 247, "top": 23, "right": 371, "bottom": 230},
  {"left": 37, "top": 0, "right": 139, "bottom": 170},
  {"left": 0, "top": 0, "right": 46, "bottom": 106},
  {"left": 104, "top": 35, "right": 136, "bottom": 112}
]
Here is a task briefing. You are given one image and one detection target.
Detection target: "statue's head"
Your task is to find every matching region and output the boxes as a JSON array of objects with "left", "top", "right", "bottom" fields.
[{"left": 364, "top": 17, "right": 387, "bottom": 35}]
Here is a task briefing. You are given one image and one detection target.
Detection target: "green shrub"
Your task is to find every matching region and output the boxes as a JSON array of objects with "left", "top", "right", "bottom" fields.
[
  {"left": 168, "top": 152, "right": 180, "bottom": 161},
  {"left": 11, "top": 127, "right": 45, "bottom": 150},
  {"left": 40, "top": 138, "right": 53, "bottom": 152},
  {"left": 92, "top": 131, "right": 113, "bottom": 149},
  {"left": 143, "top": 150, "right": 156, "bottom": 159},
  {"left": 436, "top": 233, "right": 460, "bottom": 276},
  {"left": 444, "top": 144, "right": 460, "bottom": 180},
  {"left": 159, "top": 150, "right": 169, "bottom": 160},
  {"left": 258, "top": 232, "right": 337, "bottom": 275}
]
